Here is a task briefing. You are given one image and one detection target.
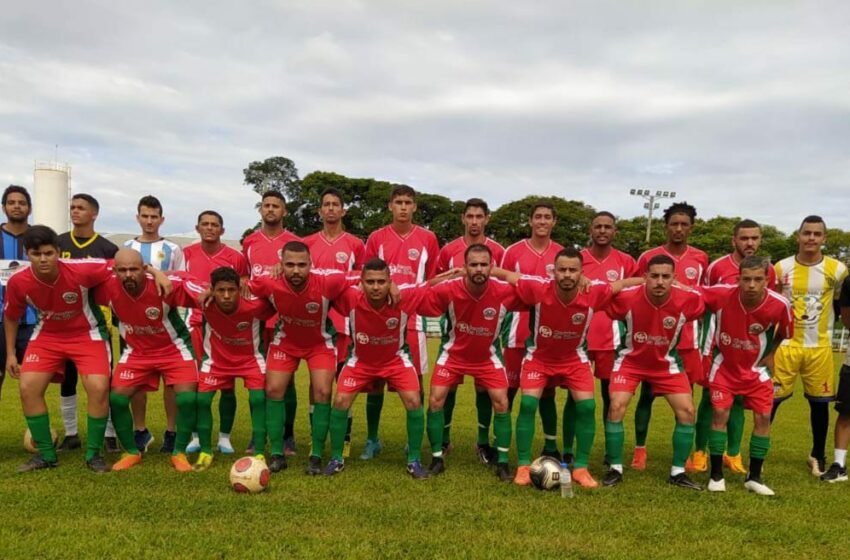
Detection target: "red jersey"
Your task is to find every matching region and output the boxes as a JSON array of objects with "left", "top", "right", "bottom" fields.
[
  {"left": 701, "top": 285, "right": 793, "bottom": 383},
  {"left": 242, "top": 229, "right": 301, "bottom": 279},
  {"left": 97, "top": 274, "right": 200, "bottom": 360},
  {"left": 4, "top": 259, "right": 111, "bottom": 341},
  {"left": 437, "top": 236, "right": 506, "bottom": 273},
  {"left": 500, "top": 239, "right": 564, "bottom": 348},
  {"left": 581, "top": 248, "right": 638, "bottom": 351},
  {"left": 515, "top": 277, "right": 614, "bottom": 365},
  {"left": 425, "top": 277, "right": 522, "bottom": 369},
  {"left": 704, "top": 254, "right": 777, "bottom": 290},
  {"left": 606, "top": 285, "right": 705, "bottom": 374},
  {"left": 304, "top": 231, "right": 366, "bottom": 337},
  {"left": 197, "top": 296, "right": 276, "bottom": 374},
  {"left": 365, "top": 224, "right": 439, "bottom": 331},
  {"left": 183, "top": 242, "right": 250, "bottom": 328},
  {"left": 333, "top": 284, "right": 428, "bottom": 368},
  {"left": 249, "top": 269, "right": 348, "bottom": 353}
]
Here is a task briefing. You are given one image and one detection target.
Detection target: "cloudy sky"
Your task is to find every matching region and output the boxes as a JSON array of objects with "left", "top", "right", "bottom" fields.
[{"left": 1, "top": 1, "right": 848, "bottom": 238}]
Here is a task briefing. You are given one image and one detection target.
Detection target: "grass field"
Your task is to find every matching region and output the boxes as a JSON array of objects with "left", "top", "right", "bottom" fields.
[{"left": 0, "top": 343, "right": 846, "bottom": 559}]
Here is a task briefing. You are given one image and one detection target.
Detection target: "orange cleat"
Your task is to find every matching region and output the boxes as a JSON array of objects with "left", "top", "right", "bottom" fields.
[
  {"left": 572, "top": 467, "right": 599, "bottom": 489},
  {"left": 686, "top": 450, "right": 708, "bottom": 473},
  {"left": 631, "top": 447, "right": 647, "bottom": 470},
  {"left": 112, "top": 453, "right": 142, "bottom": 471},
  {"left": 170, "top": 453, "right": 192, "bottom": 472},
  {"left": 514, "top": 465, "right": 532, "bottom": 486},
  {"left": 723, "top": 453, "right": 747, "bottom": 474}
]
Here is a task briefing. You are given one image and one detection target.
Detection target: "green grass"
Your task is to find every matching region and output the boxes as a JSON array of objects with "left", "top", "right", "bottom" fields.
[{"left": 0, "top": 345, "right": 846, "bottom": 559}]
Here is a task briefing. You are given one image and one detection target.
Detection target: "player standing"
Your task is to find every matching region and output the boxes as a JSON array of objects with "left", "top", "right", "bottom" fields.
[
  {"left": 362, "top": 185, "right": 439, "bottom": 460},
  {"left": 822, "top": 276, "right": 850, "bottom": 482},
  {"left": 772, "top": 216, "right": 848, "bottom": 476}
]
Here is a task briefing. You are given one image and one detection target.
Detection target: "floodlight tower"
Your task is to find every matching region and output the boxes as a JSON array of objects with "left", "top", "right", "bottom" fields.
[{"left": 629, "top": 189, "right": 676, "bottom": 243}]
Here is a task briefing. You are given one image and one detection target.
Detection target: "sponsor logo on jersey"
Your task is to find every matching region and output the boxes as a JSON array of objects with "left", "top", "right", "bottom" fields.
[
  {"left": 712, "top": 390, "right": 724, "bottom": 401},
  {"left": 526, "top": 370, "right": 543, "bottom": 380},
  {"left": 335, "top": 251, "right": 348, "bottom": 264},
  {"left": 748, "top": 323, "right": 765, "bottom": 334},
  {"left": 272, "top": 351, "right": 286, "bottom": 361},
  {"left": 662, "top": 316, "right": 676, "bottom": 329},
  {"left": 435, "top": 367, "right": 451, "bottom": 378},
  {"left": 606, "top": 269, "right": 620, "bottom": 281},
  {"left": 356, "top": 332, "right": 370, "bottom": 344},
  {"left": 538, "top": 326, "right": 553, "bottom": 338},
  {"left": 386, "top": 318, "right": 399, "bottom": 329},
  {"left": 145, "top": 306, "right": 161, "bottom": 320},
  {"left": 799, "top": 295, "right": 823, "bottom": 324},
  {"left": 118, "top": 369, "right": 134, "bottom": 380},
  {"left": 720, "top": 332, "right": 732, "bottom": 346},
  {"left": 343, "top": 376, "right": 357, "bottom": 387},
  {"left": 483, "top": 307, "right": 497, "bottom": 320},
  {"left": 305, "top": 302, "right": 321, "bottom": 314},
  {"left": 24, "top": 353, "right": 39, "bottom": 363},
  {"left": 612, "top": 374, "right": 626, "bottom": 384},
  {"left": 236, "top": 321, "right": 250, "bottom": 331},
  {"left": 571, "top": 313, "right": 586, "bottom": 325},
  {"left": 203, "top": 376, "right": 218, "bottom": 386},
  {"left": 62, "top": 291, "right": 79, "bottom": 304},
  {"left": 634, "top": 331, "right": 648, "bottom": 343},
  {"left": 685, "top": 267, "right": 698, "bottom": 280},
  {"left": 408, "top": 248, "right": 420, "bottom": 261}
]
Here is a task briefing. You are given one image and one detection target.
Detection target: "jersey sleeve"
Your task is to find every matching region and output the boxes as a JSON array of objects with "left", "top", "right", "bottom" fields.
[
  {"left": 418, "top": 283, "right": 448, "bottom": 316},
  {"left": 514, "top": 276, "right": 548, "bottom": 305},
  {"left": 503, "top": 284, "right": 527, "bottom": 312},
  {"left": 331, "top": 286, "right": 357, "bottom": 316},
  {"left": 77, "top": 259, "right": 112, "bottom": 287},
  {"left": 696, "top": 285, "right": 729, "bottom": 312},
  {"left": 604, "top": 291, "right": 629, "bottom": 321},
  {"left": 400, "top": 284, "right": 429, "bottom": 314},
  {"left": 776, "top": 298, "right": 794, "bottom": 340},
  {"left": 248, "top": 276, "right": 273, "bottom": 299},
  {"left": 683, "top": 289, "right": 706, "bottom": 322},
  {"left": 3, "top": 274, "right": 28, "bottom": 322},
  {"left": 170, "top": 275, "right": 207, "bottom": 308},
  {"left": 589, "top": 282, "right": 615, "bottom": 309},
  {"left": 322, "top": 270, "right": 349, "bottom": 299}
]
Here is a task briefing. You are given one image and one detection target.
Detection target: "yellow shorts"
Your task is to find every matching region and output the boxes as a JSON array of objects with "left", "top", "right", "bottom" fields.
[{"left": 773, "top": 345, "right": 835, "bottom": 400}]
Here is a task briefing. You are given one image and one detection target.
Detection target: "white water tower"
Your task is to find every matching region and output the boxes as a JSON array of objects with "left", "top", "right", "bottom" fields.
[{"left": 33, "top": 161, "right": 71, "bottom": 233}]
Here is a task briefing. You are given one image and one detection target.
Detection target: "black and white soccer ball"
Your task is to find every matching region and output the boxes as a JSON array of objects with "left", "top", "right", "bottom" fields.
[{"left": 529, "top": 456, "right": 562, "bottom": 490}]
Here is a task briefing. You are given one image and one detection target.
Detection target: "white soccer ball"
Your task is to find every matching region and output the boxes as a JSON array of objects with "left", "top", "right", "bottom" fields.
[
  {"left": 23, "top": 428, "right": 58, "bottom": 453},
  {"left": 529, "top": 456, "right": 562, "bottom": 490},
  {"left": 229, "top": 456, "right": 270, "bottom": 494}
]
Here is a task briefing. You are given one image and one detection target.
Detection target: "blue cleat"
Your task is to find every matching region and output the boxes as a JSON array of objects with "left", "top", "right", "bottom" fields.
[
  {"left": 323, "top": 458, "right": 345, "bottom": 476},
  {"left": 407, "top": 460, "right": 430, "bottom": 480},
  {"left": 359, "top": 439, "right": 382, "bottom": 460}
]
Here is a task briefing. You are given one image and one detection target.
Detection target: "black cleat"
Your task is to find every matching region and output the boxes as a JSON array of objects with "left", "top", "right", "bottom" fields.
[
  {"left": 305, "top": 455, "right": 322, "bottom": 476},
  {"left": 562, "top": 452, "right": 575, "bottom": 467},
  {"left": 160, "top": 431, "right": 176, "bottom": 453},
  {"left": 86, "top": 455, "right": 110, "bottom": 473},
  {"left": 104, "top": 436, "right": 120, "bottom": 454},
  {"left": 540, "top": 448, "right": 561, "bottom": 461},
  {"left": 820, "top": 462, "right": 848, "bottom": 483},
  {"left": 429, "top": 457, "right": 446, "bottom": 476},
  {"left": 57, "top": 434, "right": 81, "bottom": 452},
  {"left": 476, "top": 443, "right": 496, "bottom": 465},
  {"left": 268, "top": 454, "right": 288, "bottom": 473},
  {"left": 134, "top": 429, "right": 154, "bottom": 453},
  {"left": 669, "top": 472, "right": 703, "bottom": 491},
  {"left": 602, "top": 468, "right": 623, "bottom": 487},
  {"left": 18, "top": 455, "right": 58, "bottom": 473},
  {"left": 495, "top": 462, "right": 512, "bottom": 482}
]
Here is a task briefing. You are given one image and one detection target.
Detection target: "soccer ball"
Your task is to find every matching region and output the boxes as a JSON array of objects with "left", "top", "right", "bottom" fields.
[
  {"left": 229, "top": 456, "right": 270, "bottom": 494},
  {"left": 23, "top": 428, "right": 58, "bottom": 453},
  {"left": 529, "top": 456, "right": 562, "bottom": 490}
]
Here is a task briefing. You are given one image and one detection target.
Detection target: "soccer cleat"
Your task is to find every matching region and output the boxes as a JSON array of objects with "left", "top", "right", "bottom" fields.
[
  {"left": 540, "top": 447, "right": 561, "bottom": 461},
  {"left": 193, "top": 452, "right": 213, "bottom": 472},
  {"left": 707, "top": 477, "right": 726, "bottom": 492},
  {"left": 217, "top": 437, "right": 235, "bottom": 455},
  {"left": 57, "top": 434, "right": 81, "bottom": 452},
  {"left": 572, "top": 467, "right": 599, "bottom": 489},
  {"left": 685, "top": 450, "right": 708, "bottom": 473},
  {"left": 134, "top": 429, "right": 154, "bottom": 453},
  {"left": 112, "top": 453, "right": 142, "bottom": 471},
  {"left": 475, "top": 443, "right": 495, "bottom": 465},
  {"left": 562, "top": 453, "right": 575, "bottom": 468},
  {"left": 170, "top": 453, "right": 192, "bottom": 472},
  {"left": 723, "top": 453, "right": 747, "bottom": 474},
  {"left": 429, "top": 457, "right": 446, "bottom": 476},
  {"left": 104, "top": 436, "right": 121, "bottom": 454},
  {"left": 86, "top": 455, "right": 110, "bottom": 473},
  {"left": 160, "top": 431, "right": 176, "bottom": 454},
  {"left": 514, "top": 465, "right": 532, "bottom": 486},
  {"left": 284, "top": 436, "right": 297, "bottom": 457},
  {"left": 186, "top": 435, "right": 201, "bottom": 454},
  {"left": 807, "top": 456, "right": 826, "bottom": 477},
  {"left": 268, "top": 454, "right": 287, "bottom": 473},
  {"left": 17, "top": 455, "right": 58, "bottom": 473},
  {"left": 305, "top": 456, "right": 322, "bottom": 476},
  {"left": 820, "top": 462, "right": 848, "bottom": 483},
  {"left": 668, "top": 473, "right": 702, "bottom": 491},
  {"left": 322, "top": 458, "right": 345, "bottom": 476},
  {"left": 406, "top": 460, "right": 430, "bottom": 480},
  {"left": 359, "top": 439, "right": 382, "bottom": 460},
  {"left": 602, "top": 468, "right": 623, "bottom": 487},
  {"left": 342, "top": 440, "right": 351, "bottom": 459},
  {"left": 245, "top": 437, "right": 256, "bottom": 455},
  {"left": 631, "top": 447, "right": 647, "bottom": 470},
  {"left": 495, "top": 462, "right": 512, "bottom": 482},
  {"left": 744, "top": 476, "right": 775, "bottom": 496}
]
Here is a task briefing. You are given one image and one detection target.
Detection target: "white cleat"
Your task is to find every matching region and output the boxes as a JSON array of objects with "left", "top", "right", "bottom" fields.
[
  {"left": 806, "top": 456, "right": 825, "bottom": 477},
  {"left": 707, "top": 478, "right": 726, "bottom": 492},
  {"left": 744, "top": 478, "right": 775, "bottom": 496},
  {"left": 186, "top": 435, "right": 201, "bottom": 454},
  {"left": 217, "top": 437, "right": 235, "bottom": 455}
]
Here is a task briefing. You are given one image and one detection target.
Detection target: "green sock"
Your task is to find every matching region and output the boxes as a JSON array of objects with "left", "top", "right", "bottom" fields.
[
  {"left": 443, "top": 389, "right": 457, "bottom": 445},
  {"left": 750, "top": 434, "right": 771, "bottom": 460},
  {"left": 366, "top": 392, "right": 384, "bottom": 442},
  {"left": 427, "top": 409, "right": 445, "bottom": 457},
  {"left": 173, "top": 391, "right": 198, "bottom": 455},
  {"left": 26, "top": 413, "right": 57, "bottom": 463},
  {"left": 562, "top": 393, "right": 577, "bottom": 455},
  {"left": 196, "top": 391, "right": 214, "bottom": 454},
  {"left": 475, "top": 390, "right": 493, "bottom": 445},
  {"left": 493, "top": 411, "right": 512, "bottom": 464},
  {"left": 218, "top": 390, "right": 237, "bottom": 435},
  {"left": 634, "top": 382, "right": 654, "bottom": 447},
  {"left": 86, "top": 414, "right": 108, "bottom": 461},
  {"left": 573, "top": 399, "right": 596, "bottom": 468},
  {"left": 727, "top": 396, "right": 745, "bottom": 456},
  {"left": 310, "top": 402, "right": 331, "bottom": 459},
  {"left": 709, "top": 428, "right": 726, "bottom": 456},
  {"left": 516, "top": 395, "right": 539, "bottom": 466},
  {"left": 248, "top": 390, "right": 266, "bottom": 455},
  {"left": 329, "top": 407, "right": 349, "bottom": 461},
  {"left": 283, "top": 383, "right": 297, "bottom": 439},
  {"left": 109, "top": 393, "right": 138, "bottom": 455},
  {"left": 406, "top": 407, "right": 425, "bottom": 463},
  {"left": 539, "top": 395, "right": 558, "bottom": 452},
  {"left": 672, "top": 422, "right": 695, "bottom": 468},
  {"left": 694, "top": 388, "right": 713, "bottom": 452},
  {"left": 266, "top": 398, "right": 286, "bottom": 456},
  {"left": 604, "top": 420, "right": 625, "bottom": 467}
]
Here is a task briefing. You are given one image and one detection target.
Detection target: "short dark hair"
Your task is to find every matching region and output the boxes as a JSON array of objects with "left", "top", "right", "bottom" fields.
[
  {"left": 197, "top": 210, "right": 224, "bottom": 227},
  {"left": 282, "top": 240, "right": 310, "bottom": 256},
  {"left": 647, "top": 254, "right": 675, "bottom": 270},
  {"left": 390, "top": 185, "right": 416, "bottom": 201},
  {"left": 137, "top": 195, "right": 163, "bottom": 215},
  {"left": 555, "top": 246, "right": 583, "bottom": 265},
  {"left": 799, "top": 215, "right": 826, "bottom": 231},
  {"left": 463, "top": 198, "right": 490, "bottom": 215},
  {"left": 733, "top": 219, "right": 760, "bottom": 235},
  {"left": 211, "top": 266, "right": 240, "bottom": 287},
  {"left": 739, "top": 255, "right": 770, "bottom": 274},
  {"left": 262, "top": 190, "right": 286, "bottom": 204},
  {"left": 23, "top": 225, "right": 59, "bottom": 251},
  {"left": 362, "top": 258, "right": 389, "bottom": 274},
  {"left": 464, "top": 243, "right": 492, "bottom": 263},
  {"left": 592, "top": 211, "right": 616, "bottom": 222},
  {"left": 71, "top": 193, "right": 99, "bottom": 213},
  {"left": 3, "top": 185, "right": 31, "bottom": 207},
  {"left": 320, "top": 188, "right": 344, "bottom": 206},
  {"left": 530, "top": 202, "right": 556, "bottom": 219},
  {"left": 663, "top": 202, "right": 697, "bottom": 225}
]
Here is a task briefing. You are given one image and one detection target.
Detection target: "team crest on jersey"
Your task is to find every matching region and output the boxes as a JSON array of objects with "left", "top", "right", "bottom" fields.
[
  {"left": 483, "top": 307, "right": 497, "bottom": 320},
  {"left": 62, "top": 291, "right": 78, "bottom": 304},
  {"left": 538, "top": 326, "right": 553, "bottom": 338},
  {"left": 634, "top": 332, "right": 648, "bottom": 343},
  {"left": 748, "top": 323, "right": 765, "bottom": 334},
  {"left": 571, "top": 313, "right": 586, "bottom": 325},
  {"left": 545, "top": 264, "right": 555, "bottom": 277},
  {"left": 335, "top": 251, "right": 348, "bottom": 264},
  {"left": 277, "top": 249, "right": 283, "bottom": 259},
  {"left": 606, "top": 270, "right": 619, "bottom": 281},
  {"left": 252, "top": 264, "right": 264, "bottom": 276},
  {"left": 386, "top": 318, "right": 399, "bottom": 329},
  {"left": 305, "top": 302, "right": 321, "bottom": 314},
  {"left": 236, "top": 321, "right": 250, "bottom": 331},
  {"left": 720, "top": 333, "right": 732, "bottom": 346},
  {"left": 356, "top": 332, "right": 370, "bottom": 344},
  {"left": 662, "top": 316, "right": 676, "bottom": 329},
  {"left": 407, "top": 248, "right": 420, "bottom": 261},
  {"left": 685, "top": 267, "right": 698, "bottom": 280},
  {"left": 145, "top": 307, "right": 161, "bottom": 320}
]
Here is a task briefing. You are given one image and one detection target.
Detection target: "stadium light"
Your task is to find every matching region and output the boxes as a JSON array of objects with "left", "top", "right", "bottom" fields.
[{"left": 629, "top": 187, "right": 678, "bottom": 243}]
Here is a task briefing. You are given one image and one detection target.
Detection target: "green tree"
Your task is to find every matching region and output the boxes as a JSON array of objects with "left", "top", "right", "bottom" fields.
[
  {"left": 488, "top": 196, "right": 597, "bottom": 248},
  {"left": 610, "top": 216, "right": 666, "bottom": 258}
]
